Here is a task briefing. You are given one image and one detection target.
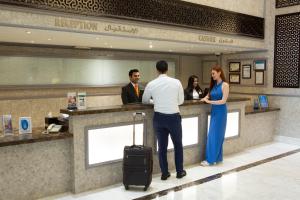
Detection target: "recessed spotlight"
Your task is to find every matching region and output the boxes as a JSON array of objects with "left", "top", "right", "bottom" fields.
[
  {"left": 30, "top": 40, "right": 35, "bottom": 43},
  {"left": 110, "top": 45, "right": 113, "bottom": 48},
  {"left": 26, "top": 31, "right": 31, "bottom": 34},
  {"left": 47, "top": 38, "right": 52, "bottom": 41},
  {"left": 149, "top": 44, "right": 153, "bottom": 48},
  {"left": 168, "top": 49, "right": 173, "bottom": 52}
]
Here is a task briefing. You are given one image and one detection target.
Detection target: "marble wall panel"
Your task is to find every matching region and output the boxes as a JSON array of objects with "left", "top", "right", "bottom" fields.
[
  {"left": 0, "top": 139, "right": 72, "bottom": 200},
  {"left": 229, "top": 93, "right": 300, "bottom": 139}
]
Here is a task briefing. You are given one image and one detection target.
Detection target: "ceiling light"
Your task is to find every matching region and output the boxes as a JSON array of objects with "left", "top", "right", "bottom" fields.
[
  {"left": 47, "top": 38, "right": 52, "bottom": 41},
  {"left": 110, "top": 45, "right": 113, "bottom": 48},
  {"left": 149, "top": 44, "right": 153, "bottom": 48},
  {"left": 26, "top": 31, "right": 31, "bottom": 34},
  {"left": 168, "top": 49, "right": 173, "bottom": 52},
  {"left": 30, "top": 40, "right": 35, "bottom": 43},
  {"left": 96, "top": 37, "right": 100, "bottom": 40},
  {"left": 104, "top": 42, "right": 108, "bottom": 45}
]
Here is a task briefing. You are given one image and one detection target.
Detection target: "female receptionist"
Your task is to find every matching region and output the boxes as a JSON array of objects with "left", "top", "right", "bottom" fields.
[{"left": 184, "top": 75, "right": 204, "bottom": 100}]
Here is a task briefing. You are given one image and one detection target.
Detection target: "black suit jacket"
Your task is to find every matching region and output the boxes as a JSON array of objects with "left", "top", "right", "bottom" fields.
[
  {"left": 121, "top": 83, "right": 144, "bottom": 104},
  {"left": 184, "top": 88, "right": 204, "bottom": 100}
]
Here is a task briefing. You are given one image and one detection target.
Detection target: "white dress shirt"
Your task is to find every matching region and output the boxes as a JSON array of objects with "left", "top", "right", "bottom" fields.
[
  {"left": 192, "top": 89, "right": 200, "bottom": 99},
  {"left": 142, "top": 74, "right": 184, "bottom": 114}
]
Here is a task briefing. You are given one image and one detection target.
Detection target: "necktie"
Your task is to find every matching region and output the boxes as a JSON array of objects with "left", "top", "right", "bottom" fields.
[{"left": 134, "top": 84, "right": 139, "bottom": 97}]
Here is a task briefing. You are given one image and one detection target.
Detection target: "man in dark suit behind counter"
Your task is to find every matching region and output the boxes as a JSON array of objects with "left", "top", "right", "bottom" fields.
[{"left": 121, "top": 69, "right": 144, "bottom": 104}]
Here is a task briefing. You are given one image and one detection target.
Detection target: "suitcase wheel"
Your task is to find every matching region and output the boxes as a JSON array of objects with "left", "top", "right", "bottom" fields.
[
  {"left": 144, "top": 185, "right": 148, "bottom": 191},
  {"left": 125, "top": 185, "right": 129, "bottom": 190}
]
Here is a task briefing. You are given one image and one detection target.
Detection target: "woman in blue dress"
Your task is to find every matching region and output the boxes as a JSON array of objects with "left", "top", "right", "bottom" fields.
[{"left": 200, "top": 65, "right": 229, "bottom": 166}]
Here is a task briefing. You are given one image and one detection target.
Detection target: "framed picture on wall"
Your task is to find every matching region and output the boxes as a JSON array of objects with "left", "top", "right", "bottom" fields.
[
  {"left": 254, "top": 60, "right": 266, "bottom": 70},
  {"left": 229, "top": 73, "right": 240, "bottom": 84},
  {"left": 255, "top": 71, "right": 264, "bottom": 85},
  {"left": 242, "top": 64, "right": 251, "bottom": 79},
  {"left": 229, "top": 62, "right": 241, "bottom": 72}
]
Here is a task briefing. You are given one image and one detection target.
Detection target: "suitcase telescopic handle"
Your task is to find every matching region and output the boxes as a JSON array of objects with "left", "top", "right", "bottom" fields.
[{"left": 133, "top": 112, "right": 146, "bottom": 146}]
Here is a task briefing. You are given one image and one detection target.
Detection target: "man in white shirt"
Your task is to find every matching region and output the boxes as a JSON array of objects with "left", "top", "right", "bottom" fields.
[{"left": 142, "top": 60, "right": 186, "bottom": 180}]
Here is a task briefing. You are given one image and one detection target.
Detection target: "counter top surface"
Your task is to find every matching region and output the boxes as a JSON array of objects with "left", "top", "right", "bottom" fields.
[
  {"left": 61, "top": 97, "right": 250, "bottom": 116},
  {"left": 0, "top": 128, "right": 73, "bottom": 147},
  {"left": 245, "top": 107, "right": 280, "bottom": 115}
]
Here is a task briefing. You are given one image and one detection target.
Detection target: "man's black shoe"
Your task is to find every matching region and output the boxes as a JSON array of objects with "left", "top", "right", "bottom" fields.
[
  {"left": 176, "top": 170, "right": 187, "bottom": 179},
  {"left": 161, "top": 172, "right": 171, "bottom": 180}
]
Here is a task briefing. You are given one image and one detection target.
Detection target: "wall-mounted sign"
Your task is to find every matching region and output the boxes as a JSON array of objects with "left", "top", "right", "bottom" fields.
[
  {"left": 104, "top": 24, "right": 139, "bottom": 34},
  {"left": 198, "top": 34, "right": 234, "bottom": 44},
  {"left": 54, "top": 18, "right": 139, "bottom": 35},
  {"left": 54, "top": 18, "right": 98, "bottom": 31}
]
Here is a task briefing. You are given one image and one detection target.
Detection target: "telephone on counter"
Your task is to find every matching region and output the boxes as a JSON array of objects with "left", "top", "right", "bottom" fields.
[{"left": 47, "top": 124, "right": 62, "bottom": 133}]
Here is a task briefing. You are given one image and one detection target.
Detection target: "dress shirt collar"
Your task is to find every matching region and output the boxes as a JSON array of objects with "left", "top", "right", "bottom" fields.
[
  {"left": 158, "top": 74, "right": 168, "bottom": 78},
  {"left": 131, "top": 82, "right": 138, "bottom": 87}
]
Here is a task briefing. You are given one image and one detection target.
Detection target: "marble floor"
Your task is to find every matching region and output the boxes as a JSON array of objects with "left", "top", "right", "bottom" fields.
[
  {"left": 156, "top": 151, "right": 300, "bottom": 200},
  {"left": 41, "top": 142, "right": 300, "bottom": 200}
]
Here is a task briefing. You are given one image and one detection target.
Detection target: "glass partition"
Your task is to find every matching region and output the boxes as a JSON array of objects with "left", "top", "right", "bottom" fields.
[{"left": 0, "top": 56, "right": 176, "bottom": 86}]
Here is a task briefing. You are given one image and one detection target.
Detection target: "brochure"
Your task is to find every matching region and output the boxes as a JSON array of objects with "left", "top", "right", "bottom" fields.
[
  {"left": 77, "top": 92, "right": 87, "bottom": 110},
  {"left": 2, "top": 115, "right": 13, "bottom": 135},
  {"left": 19, "top": 117, "right": 32, "bottom": 134},
  {"left": 258, "top": 95, "right": 268, "bottom": 109},
  {"left": 67, "top": 92, "right": 77, "bottom": 110}
]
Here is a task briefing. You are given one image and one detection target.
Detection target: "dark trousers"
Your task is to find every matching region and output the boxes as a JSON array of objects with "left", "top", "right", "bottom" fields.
[{"left": 153, "top": 112, "right": 184, "bottom": 174}]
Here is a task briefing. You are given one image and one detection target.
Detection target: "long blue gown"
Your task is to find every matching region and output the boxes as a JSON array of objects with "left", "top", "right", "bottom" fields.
[{"left": 206, "top": 81, "right": 227, "bottom": 164}]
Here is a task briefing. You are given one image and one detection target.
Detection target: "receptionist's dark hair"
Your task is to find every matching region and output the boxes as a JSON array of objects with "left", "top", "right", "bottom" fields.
[
  {"left": 156, "top": 60, "right": 168, "bottom": 73},
  {"left": 129, "top": 69, "right": 139, "bottom": 77},
  {"left": 186, "top": 75, "right": 201, "bottom": 93}
]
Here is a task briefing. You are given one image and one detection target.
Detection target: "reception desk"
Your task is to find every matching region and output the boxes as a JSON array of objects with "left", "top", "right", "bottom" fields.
[
  {"left": 0, "top": 98, "right": 280, "bottom": 199},
  {"left": 60, "top": 97, "right": 277, "bottom": 193}
]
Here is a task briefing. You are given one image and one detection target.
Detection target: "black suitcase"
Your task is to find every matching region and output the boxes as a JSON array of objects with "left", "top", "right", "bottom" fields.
[{"left": 123, "top": 112, "right": 153, "bottom": 191}]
